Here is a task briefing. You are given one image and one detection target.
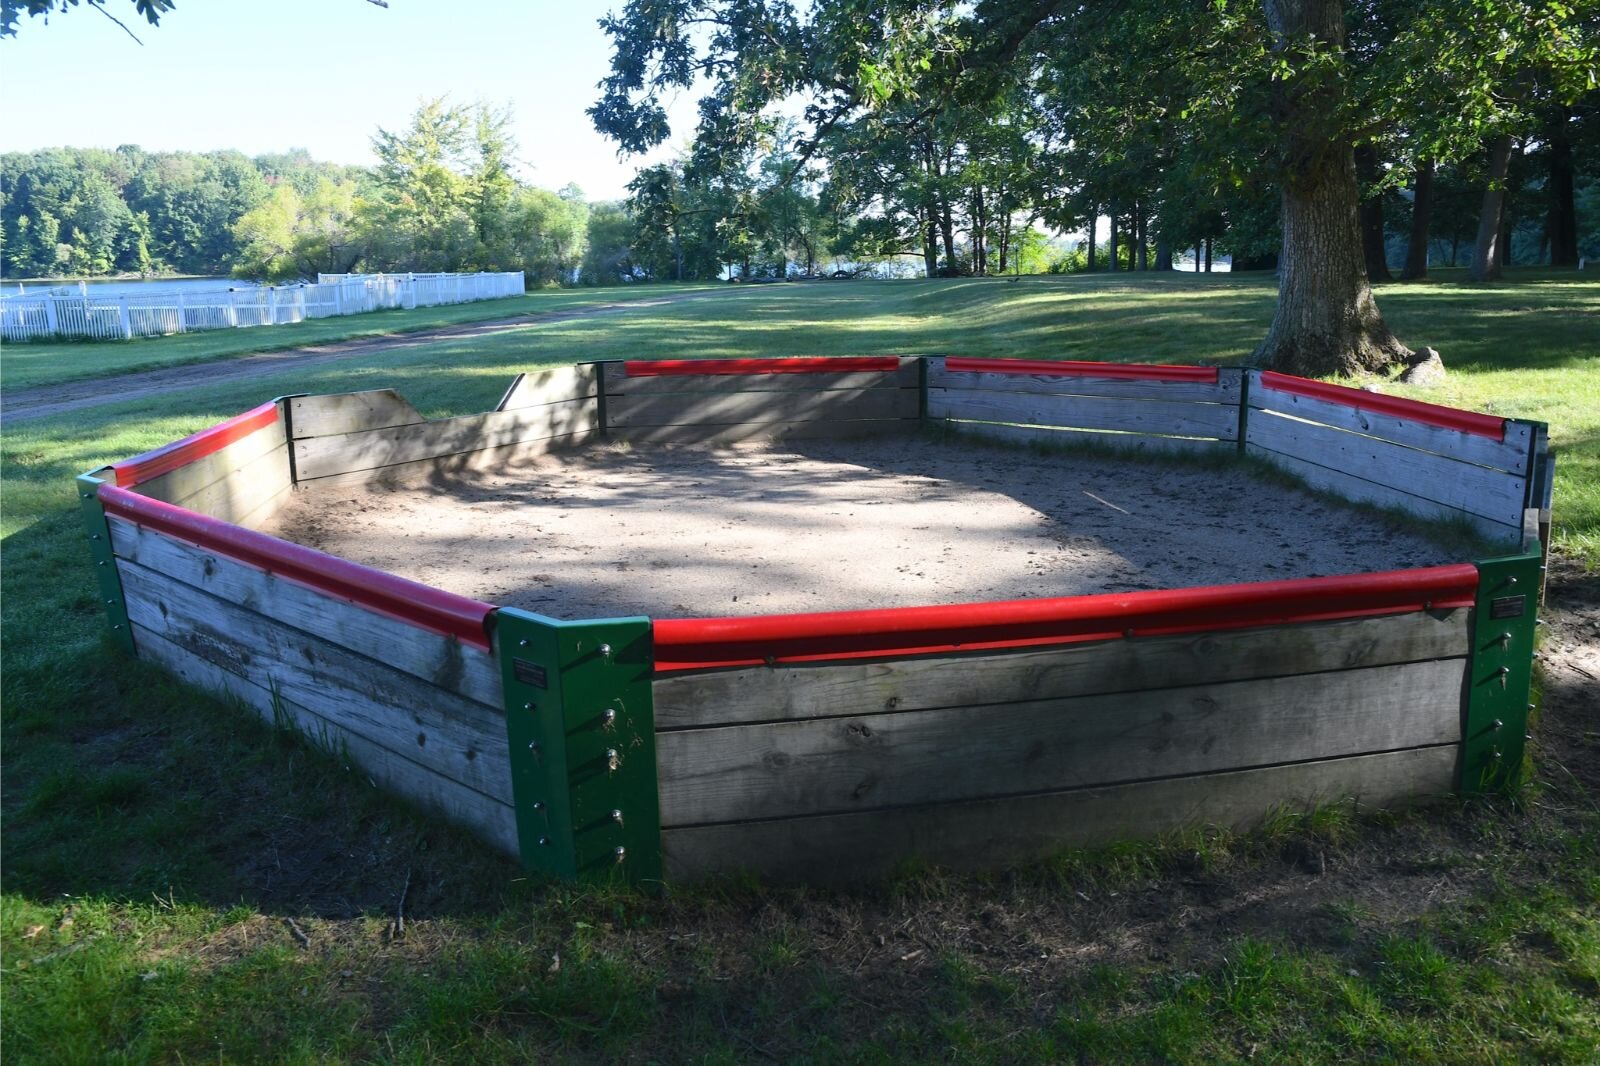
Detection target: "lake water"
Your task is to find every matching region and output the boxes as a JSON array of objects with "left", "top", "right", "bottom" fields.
[{"left": 4, "top": 276, "right": 263, "bottom": 298}]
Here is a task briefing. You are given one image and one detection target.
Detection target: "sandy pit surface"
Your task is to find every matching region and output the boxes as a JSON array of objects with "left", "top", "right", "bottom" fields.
[{"left": 261, "top": 437, "right": 1460, "bottom": 620}]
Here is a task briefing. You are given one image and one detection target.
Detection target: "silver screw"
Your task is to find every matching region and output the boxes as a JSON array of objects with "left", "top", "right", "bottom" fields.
[
  {"left": 523, "top": 701, "right": 535, "bottom": 711},
  {"left": 519, "top": 638, "right": 529, "bottom": 648},
  {"left": 528, "top": 740, "right": 541, "bottom": 753},
  {"left": 1491, "top": 719, "right": 1503, "bottom": 730},
  {"left": 606, "top": 748, "right": 620, "bottom": 772},
  {"left": 532, "top": 801, "right": 545, "bottom": 811},
  {"left": 599, "top": 643, "right": 613, "bottom": 658},
  {"left": 601, "top": 708, "right": 617, "bottom": 728},
  {"left": 538, "top": 836, "right": 551, "bottom": 846},
  {"left": 611, "top": 809, "right": 623, "bottom": 825},
  {"left": 613, "top": 846, "right": 626, "bottom": 863}
]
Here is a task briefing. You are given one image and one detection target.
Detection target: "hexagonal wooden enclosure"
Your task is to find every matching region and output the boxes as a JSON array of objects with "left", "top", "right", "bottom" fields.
[{"left": 80, "top": 357, "right": 1554, "bottom": 883}]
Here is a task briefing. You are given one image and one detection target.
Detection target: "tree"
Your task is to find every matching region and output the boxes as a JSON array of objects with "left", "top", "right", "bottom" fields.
[{"left": 1, "top": 0, "right": 173, "bottom": 40}]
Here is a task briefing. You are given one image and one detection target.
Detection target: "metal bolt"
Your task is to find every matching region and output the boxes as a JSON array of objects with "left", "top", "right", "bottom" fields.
[
  {"left": 528, "top": 740, "right": 541, "bottom": 753},
  {"left": 523, "top": 701, "right": 535, "bottom": 712},
  {"left": 1489, "top": 748, "right": 1503, "bottom": 761},
  {"left": 605, "top": 748, "right": 620, "bottom": 772},
  {"left": 106, "top": 599, "right": 114, "bottom": 606},
  {"left": 532, "top": 800, "right": 545, "bottom": 811},
  {"left": 614, "top": 846, "right": 626, "bottom": 863},
  {"left": 519, "top": 638, "right": 529, "bottom": 648},
  {"left": 611, "top": 809, "right": 624, "bottom": 825},
  {"left": 599, "top": 643, "right": 612, "bottom": 658},
  {"left": 112, "top": 624, "right": 122, "bottom": 630},
  {"left": 1506, "top": 575, "right": 1518, "bottom": 587},
  {"left": 600, "top": 708, "right": 617, "bottom": 729},
  {"left": 538, "top": 836, "right": 551, "bottom": 846},
  {"left": 1491, "top": 719, "right": 1503, "bottom": 730},
  {"left": 91, "top": 533, "right": 101, "bottom": 541},
  {"left": 97, "top": 561, "right": 106, "bottom": 567},
  {"left": 1498, "top": 631, "right": 1512, "bottom": 649}
]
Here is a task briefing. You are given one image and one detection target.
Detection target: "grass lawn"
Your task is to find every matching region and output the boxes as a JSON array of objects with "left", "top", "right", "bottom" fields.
[
  {"left": 2, "top": 269, "right": 1596, "bottom": 1062},
  {"left": 0, "top": 282, "right": 718, "bottom": 391}
]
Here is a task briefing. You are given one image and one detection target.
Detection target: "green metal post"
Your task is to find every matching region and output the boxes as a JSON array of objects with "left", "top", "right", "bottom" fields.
[
  {"left": 1459, "top": 552, "right": 1542, "bottom": 794},
  {"left": 495, "top": 607, "right": 662, "bottom": 883},
  {"left": 77, "top": 469, "right": 135, "bottom": 655}
]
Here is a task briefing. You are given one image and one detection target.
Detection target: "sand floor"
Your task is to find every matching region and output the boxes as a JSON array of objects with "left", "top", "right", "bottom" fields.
[{"left": 262, "top": 437, "right": 1460, "bottom": 620}]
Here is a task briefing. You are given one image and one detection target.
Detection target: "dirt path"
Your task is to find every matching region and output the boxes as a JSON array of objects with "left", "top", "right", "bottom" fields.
[{"left": 1, "top": 287, "right": 747, "bottom": 424}]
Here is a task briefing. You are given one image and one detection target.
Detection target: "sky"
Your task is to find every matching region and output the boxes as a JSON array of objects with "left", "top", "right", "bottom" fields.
[{"left": 0, "top": 0, "right": 699, "bottom": 200}]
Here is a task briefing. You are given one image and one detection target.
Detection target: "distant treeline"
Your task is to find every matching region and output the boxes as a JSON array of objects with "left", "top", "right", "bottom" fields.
[{"left": 0, "top": 101, "right": 629, "bottom": 286}]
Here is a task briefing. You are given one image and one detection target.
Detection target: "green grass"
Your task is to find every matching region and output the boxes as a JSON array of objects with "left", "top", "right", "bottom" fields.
[
  {"left": 3, "top": 268, "right": 1597, "bottom": 1062},
  {"left": 0, "top": 282, "right": 718, "bottom": 391}
]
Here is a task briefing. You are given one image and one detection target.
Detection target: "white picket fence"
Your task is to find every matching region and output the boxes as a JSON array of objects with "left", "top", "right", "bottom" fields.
[{"left": 0, "top": 271, "right": 525, "bottom": 343}]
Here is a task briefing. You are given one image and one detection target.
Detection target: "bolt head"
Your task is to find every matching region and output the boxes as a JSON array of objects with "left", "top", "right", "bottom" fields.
[
  {"left": 538, "top": 836, "right": 550, "bottom": 847},
  {"left": 599, "top": 643, "right": 612, "bottom": 658},
  {"left": 613, "top": 846, "right": 626, "bottom": 863},
  {"left": 532, "top": 800, "right": 544, "bottom": 811},
  {"left": 1491, "top": 719, "right": 1503, "bottom": 730},
  {"left": 519, "top": 638, "right": 529, "bottom": 648},
  {"left": 611, "top": 809, "right": 623, "bottom": 823}
]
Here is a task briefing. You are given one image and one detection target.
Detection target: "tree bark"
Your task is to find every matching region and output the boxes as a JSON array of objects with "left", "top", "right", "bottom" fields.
[
  {"left": 1547, "top": 106, "right": 1578, "bottom": 267},
  {"left": 1086, "top": 211, "right": 1097, "bottom": 271},
  {"left": 1469, "top": 134, "right": 1514, "bottom": 282},
  {"left": 1108, "top": 203, "right": 1119, "bottom": 271},
  {"left": 1401, "top": 159, "right": 1433, "bottom": 280},
  {"left": 1254, "top": 0, "right": 1409, "bottom": 374},
  {"left": 1155, "top": 238, "right": 1173, "bottom": 270},
  {"left": 1355, "top": 144, "right": 1392, "bottom": 281},
  {"left": 1136, "top": 202, "right": 1149, "bottom": 270},
  {"left": 1204, "top": 237, "right": 1212, "bottom": 273},
  {"left": 923, "top": 206, "right": 939, "bottom": 278}
]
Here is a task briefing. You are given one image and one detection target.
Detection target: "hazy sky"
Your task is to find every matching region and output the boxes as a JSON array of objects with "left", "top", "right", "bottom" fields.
[{"left": 0, "top": 0, "right": 698, "bottom": 200}]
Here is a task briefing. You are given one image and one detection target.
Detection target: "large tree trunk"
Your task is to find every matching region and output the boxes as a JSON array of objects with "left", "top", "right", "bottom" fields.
[
  {"left": 1401, "top": 159, "right": 1433, "bottom": 280},
  {"left": 1355, "top": 144, "right": 1392, "bottom": 281},
  {"left": 1108, "top": 203, "right": 1119, "bottom": 271},
  {"left": 923, "top": 206, "right": 939, "bottom": 278},
  {"left": 1086, "top": 212, "right": 1097, "bottom": 271},
  {"left": 1254, "top": 0, "right": 1409, "bottom": 375},
  {"left": 1204, "top": 237, "right": 1213, "bottom": 273},
  {"left": 1155, "top": 238, "right": 1173, "bottom": 270},
  {"left": 1136, "top": 203, "right": 1149, "bottom": 270},
  {"left": 1547, "top": 107, "right": 1578, "bottom": 267},
  {"left": 1469, "top": 134, "right": 1514, "bottom": 282}
]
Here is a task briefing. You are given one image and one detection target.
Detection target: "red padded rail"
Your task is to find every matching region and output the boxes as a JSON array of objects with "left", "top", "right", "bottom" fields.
[
  {"left": 623, "top": 357, "right": 902, "bottom": 377},
  {"left": 945, "top": 358, "right": 1219, "bottom": 383},
  {"left": 112, "top": 402, "right": 281, "bottom": 487},
  {"left": 652, "top": 564, "right": 1480, "bottom": 671},
  {"left": 98, "top": 485, "right": 497, "bottom": 650},
  {"left": 1258, "top": 371, "right": 1506, "bottom": 440}
]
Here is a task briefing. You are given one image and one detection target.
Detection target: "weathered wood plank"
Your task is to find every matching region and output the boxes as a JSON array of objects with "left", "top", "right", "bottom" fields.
[
  {"left": 119, "top": 560, "right": 513, "bottom": 804},
  {"left": 498, "top": 364, "right": 600, "bottom": 411},
  {"left": 289, "top": 389, "right": 426, "bottom": 438},
  {"left": 107, "top": 514, "right": 503, "bottom": 708},
  {"left": 1244, "top": 444, "right": 1523, "bottom": 547},
  {"left": 1249, "top": 377, "right": 1531, "bottom": 474},
  {"left": 929, "top": 389, "right": 1240, "bottom": 439},
  {"left": 133, "top": 623, "right": 518, "bottom": 856},
  {"left": 130, "top": 422, "right": 288, "bottom": 509},
  {"left": 154, "top": 443, "right": 293, "bottom": 528},
  {"left": 1247, "top": 410, "right": 1526, "bottom": 525},
  {"left": 656, "top": 658, "right": 1464, "bottom": 825},
  {"left": 296, "top": 428, "right": 598, "bottom": 489},
  {"left": 611, "top": 419, "right": 911, "bottom": 445},
  {"left": 606, "top": 387, "right": 917, "bottom": 428},
  {"left": 654, "top": 609, "right": 1470, "bottom": 730},
  {"left": 601, "top": 359, "right": 919, "bottom": 396},
  {"left": 662, "top": 745, "right": 1457, "bottom": 881},
  {"left": 939, "top": 419, "right": 1230, "bottom": 456},
  {"left": 293, "top": 399, "right": 599, "bottom": 480},
  {"left": 928, "top": 364, "right": 1242, "bottom": 404}
]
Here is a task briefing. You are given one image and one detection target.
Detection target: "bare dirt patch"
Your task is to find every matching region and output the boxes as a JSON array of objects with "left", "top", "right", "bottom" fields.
[{"left": 264, "top": 435, "right": 1460, "bottom": 619}]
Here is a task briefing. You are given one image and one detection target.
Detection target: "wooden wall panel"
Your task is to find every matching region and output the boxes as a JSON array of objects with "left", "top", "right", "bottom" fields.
[
  {"left": 656, "top": 658, "right": 1464, "bottom": 825},
  {"left": 662, "top": 746, "right": 1457, "bottom": 882},
  {"left": 654, "top": 610, "right": 1470, "bottom": 730}
]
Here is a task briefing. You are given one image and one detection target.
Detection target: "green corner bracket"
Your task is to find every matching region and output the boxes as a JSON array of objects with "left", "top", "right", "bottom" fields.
[
  {"left": 495, "top": 607, "right": 662, "bottom": 883},
  {"left": 77, "top": 469, "right": 135, "bottom": 656},
  {"left": 1460, "top": 552, "right": 1543, "bottom": 794}
]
